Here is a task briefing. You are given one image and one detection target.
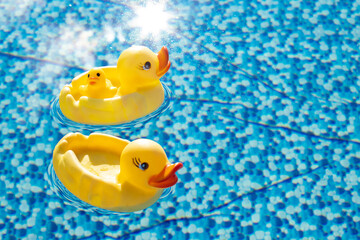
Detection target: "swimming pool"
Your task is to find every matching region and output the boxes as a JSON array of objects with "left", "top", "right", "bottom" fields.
[{"left": 1, "top": 0, "right": 360, "bottom": 239}]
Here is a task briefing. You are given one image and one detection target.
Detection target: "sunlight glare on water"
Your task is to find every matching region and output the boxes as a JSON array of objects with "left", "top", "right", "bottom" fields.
[{"left": 130, "top": 2, "right": 174, "bottom": 38}]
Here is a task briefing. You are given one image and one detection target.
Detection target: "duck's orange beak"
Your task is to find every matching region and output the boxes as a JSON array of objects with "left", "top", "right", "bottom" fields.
[
  {"left": 157, "top": 46, "right": 171, "bottom": 77},
  {"left": 88, "top": 77, "right": 98, "bottom": 85},
  {"left": 148, "top": 162, "right": 183, "bottom": 188}
]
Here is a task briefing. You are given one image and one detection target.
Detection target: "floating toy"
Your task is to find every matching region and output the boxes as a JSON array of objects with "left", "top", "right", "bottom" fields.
[
  {"left": 52, "top": 132, "right": 183, "bottom": 212},
  {"left": 79, "top": 68, "right": 118, "bottom": 99},
  {"left": 59, "top": 46, "right": 171, "bottom": 125}
]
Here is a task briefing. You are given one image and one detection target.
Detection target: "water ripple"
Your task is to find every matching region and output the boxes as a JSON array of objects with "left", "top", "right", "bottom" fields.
[{"left": 50, "top": 82, "right": 172, "bottom": 131}]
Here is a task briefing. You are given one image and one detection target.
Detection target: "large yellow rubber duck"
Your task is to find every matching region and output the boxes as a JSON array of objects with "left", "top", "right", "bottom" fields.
[
  {"left": 59, "top": 46, "right": 171, "bottom": 125},
  {"left": 52, "top": 132, "right": 183, "bottom": 212}
]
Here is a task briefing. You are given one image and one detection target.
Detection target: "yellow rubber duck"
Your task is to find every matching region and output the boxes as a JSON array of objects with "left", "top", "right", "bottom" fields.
[
  {"left": 78, "top": 68, "right": 117, "bottom": 99},
  {"left": 52, "top": 132, "right": 183, "bottom": 212},
  {"left": 59, "top": 46, "right": 170, "bottom": 125},
  {"left": 117, "top": 45, "right": 171, "bottom": 96}
]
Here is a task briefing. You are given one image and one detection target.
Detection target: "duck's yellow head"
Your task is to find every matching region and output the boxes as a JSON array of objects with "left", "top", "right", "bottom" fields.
[
  {"left": 117, "top": 46, "right": 170, "bottom": 94},
  {"left": 87, "top": 68, "right": 106, "bottom": 86},
  {"left": 118, "top": 139, "right": 182, "bottom": 191}
]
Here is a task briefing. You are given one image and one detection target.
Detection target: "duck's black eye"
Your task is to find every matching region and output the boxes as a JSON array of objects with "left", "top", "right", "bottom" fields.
[
  {"left": 143, "top": 61, "right": 151, "bottom": 70},
  {"left": 139, "top": 162, "right": 149, "bottom": 170},
  {"left": 97, "top": 73, "right": 100, "bottom": 77},
  {"left": 87, "top": 74, "right": 90, "bottom": 77}
]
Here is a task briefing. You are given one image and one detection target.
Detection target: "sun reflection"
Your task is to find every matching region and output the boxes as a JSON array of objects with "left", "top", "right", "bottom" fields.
[{"left": 130, "top": 2, "right": 173, "bottom": 38}]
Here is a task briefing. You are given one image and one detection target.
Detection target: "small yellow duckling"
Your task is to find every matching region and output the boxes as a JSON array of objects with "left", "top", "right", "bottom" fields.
[{"left": 79, "top": 68, "right": 117, "bottom": 99}]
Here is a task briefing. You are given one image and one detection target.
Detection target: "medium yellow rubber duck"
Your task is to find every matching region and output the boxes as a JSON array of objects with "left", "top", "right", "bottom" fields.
[
  {"left": 78, "top": 68, "right": 117, "bottom": 99},
  {"left": 59, "top": 46, "right": 170, "bottom": 125},
  {"left": 52, "top": 132, "right": 183, "bottom": 212}
]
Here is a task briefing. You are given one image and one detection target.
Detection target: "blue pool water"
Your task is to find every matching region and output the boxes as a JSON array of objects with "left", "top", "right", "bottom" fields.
[{"left": 1, "top": 0, "right": 360, "bottom": 239}]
